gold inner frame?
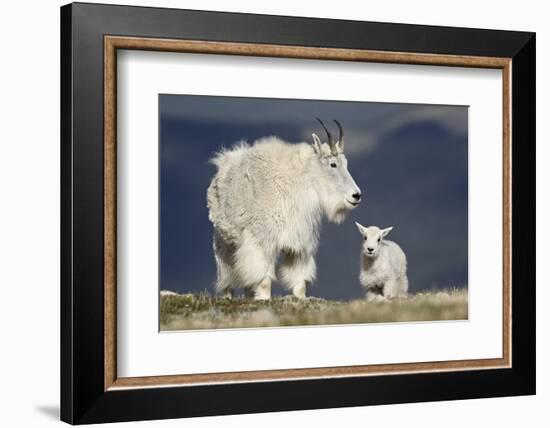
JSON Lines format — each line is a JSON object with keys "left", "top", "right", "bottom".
{"left": 104, "top": 35, "right": 512, "bottom": 391}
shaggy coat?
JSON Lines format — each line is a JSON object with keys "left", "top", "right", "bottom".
{"left": 207, "top": 134, "right": 361, "bottom": 300}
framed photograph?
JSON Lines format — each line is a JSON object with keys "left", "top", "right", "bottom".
{"left": 61, "top": 2, "right": 535, "bottom": 424}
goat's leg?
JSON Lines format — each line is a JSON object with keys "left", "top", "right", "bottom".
{"left": 366, "top": 287, "right": 387, "bottom": 302}
{"left": 278, "top": 251, "right": 316, "bottom": 299}
{"left": 383, "top": 279, "right": 406, "bottom": 299}
{"left": 254, "top": 278, "right": 272, "bottom": 300}
{"left": 213, "top": 231, "right": 235, "bottom": 298}
{"left": 234, "top": 233, "right": 276, "bottom": 300}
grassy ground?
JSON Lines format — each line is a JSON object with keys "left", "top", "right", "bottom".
{"left": 160, "top": 289, "right": 468, "bottom": 331}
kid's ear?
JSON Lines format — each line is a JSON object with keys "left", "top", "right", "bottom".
{"left": 381, "top": 227, "right": 393, "bottom": 238}
{"left": 355, "top": 222, "right": 366, "bottom": 235}
{"left": 311, "top": 133, "right": 322, "bottom": 154}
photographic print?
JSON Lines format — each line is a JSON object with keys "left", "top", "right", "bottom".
{"left": 159, "top": 94, "right": 468, "bottom": 331}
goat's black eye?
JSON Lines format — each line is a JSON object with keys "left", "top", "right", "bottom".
{"left": 364, "top": 236, "right": 367, "bottom": 240}
{"left": 377, "top": 238, "right": 381, "bottom": 242}
{"left": 330, "top": 162, "right": 337, "bottom": 168}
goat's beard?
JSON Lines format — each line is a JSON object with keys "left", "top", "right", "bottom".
{"left": 318, "top": 184, "right": 353, "bottom": 225}
{"left": 325, "top": 200, "right": 350, "bottom": 224}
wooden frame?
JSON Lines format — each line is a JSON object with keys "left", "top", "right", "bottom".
{"left": 62, "top": 2, "right": 535, "bottom": 424}
{"left": 104, "top": 35, "right": 512, "bottom": 390}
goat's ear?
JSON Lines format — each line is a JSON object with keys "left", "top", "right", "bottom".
{"left": 311, "top": 133, "right": 322, "bottom": 154}
{"left": 334, "top": 140, "right": 344, "bottom": 155}
{"left": 355, "top": 222, "right": 366, "bottom": 236}
{"left": 381, "top": 227, "right": 393, "bottom": 238}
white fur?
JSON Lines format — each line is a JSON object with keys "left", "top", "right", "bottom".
{"left": 207, "top": 135, "right": 361, "bottom": 300}
{"left": 355, "top": 223, "right": 409, "bottom": 300}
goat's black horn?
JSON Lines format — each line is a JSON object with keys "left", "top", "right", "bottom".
{"left": 316, "top": 118, "right": 334, "bottom": 145}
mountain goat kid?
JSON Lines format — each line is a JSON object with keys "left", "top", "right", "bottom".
{"left": 355, "top": 223, "right": 408, "bottom": 301}
{"left": 207, "top": 120, "right": 362, "bottom": 300}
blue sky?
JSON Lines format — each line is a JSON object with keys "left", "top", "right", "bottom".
{"left": 159, "top": 94, "right": 468, "bottom": 299}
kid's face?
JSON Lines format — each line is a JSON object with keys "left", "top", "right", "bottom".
{"left": 356, "top": 223, "right": 393, "bottom": 257}
{"left": 362, "top": 227, "right": 383, "bottom": 257}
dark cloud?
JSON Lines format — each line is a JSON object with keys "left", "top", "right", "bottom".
{"left": 160, "top": 94, "right": 468, "bottom": 298}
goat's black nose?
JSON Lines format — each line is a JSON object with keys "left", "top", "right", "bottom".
{"left": 367, "top": 247, "right": 374, "bottom": 252}
{"left": 352, "top": 192, "right": 361, "bottom": 201}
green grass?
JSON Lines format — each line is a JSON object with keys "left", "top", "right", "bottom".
{"left": 159, "top": 289, "right": 468, "bottom": 331}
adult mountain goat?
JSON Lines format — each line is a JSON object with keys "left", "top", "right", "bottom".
{"left": 207, "top": 119, "right": 362, "bottom": 300}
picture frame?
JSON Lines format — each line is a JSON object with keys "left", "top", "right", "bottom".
{"left": 60, "top": 2, "right": 535, "bottom": 424}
